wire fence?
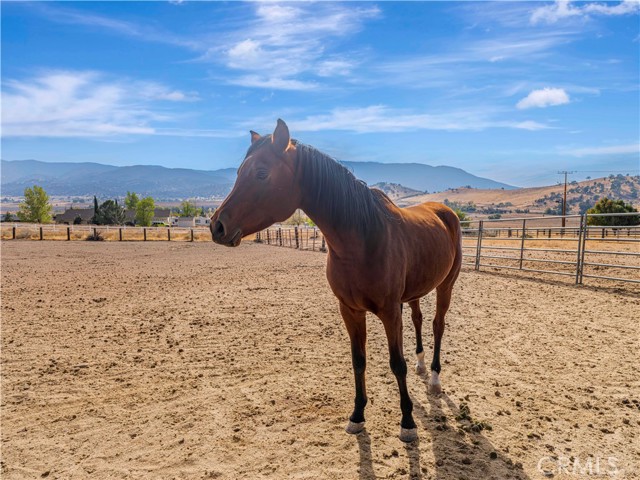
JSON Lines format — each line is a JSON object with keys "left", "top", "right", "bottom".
{"left": 461, "top": 212, "right": 639, "bottom": 285}
{"left": 256, "top": 214, "right": 640, "bottom": 286}
{"left": 255, "top": 226, "right": 327, "bottom": 252}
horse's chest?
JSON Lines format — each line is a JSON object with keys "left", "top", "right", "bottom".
{"left": 325, "top": 257, "right": 400, "bottom": 311}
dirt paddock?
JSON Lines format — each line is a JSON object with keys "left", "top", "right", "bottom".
{"left": 1, "top": 241, "right": 639, "bottom": 479}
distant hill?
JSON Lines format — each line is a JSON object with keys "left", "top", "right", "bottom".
{"left": 1, "top": 160, "right": 236, "bottom": 199}
{"left": 1, "top": 159, "right": 513, "bottom": 199}
{"left": 342, "top": 161, "right": 515, "bottom": 192}
{"left": 399, "top": 175, "right": 640, "bottom": 214}
{"left": 371, "top": 182, "right": 423, "bottom": 201}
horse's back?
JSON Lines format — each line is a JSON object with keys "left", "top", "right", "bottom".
{"left": 403, "top": 202, "right": 461, "bottom": 240}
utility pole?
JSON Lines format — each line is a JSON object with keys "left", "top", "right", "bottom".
{"left": 558, "top": 171, "right": 576, "bottom": 228}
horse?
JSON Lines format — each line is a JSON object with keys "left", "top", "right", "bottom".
{"left": 211, "top": 119, "right": 462, "bottom": 442}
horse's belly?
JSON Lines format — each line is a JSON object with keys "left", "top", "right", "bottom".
{"left": 401, "top": 251, "right": 455, "bottom": 301}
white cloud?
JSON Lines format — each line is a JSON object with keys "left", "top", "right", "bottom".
{"left": 567, "top": 143, "right": 640, "bottom": 156}
{"left": 1, "top": 71, "right": 198, "bottom": 138}
{"left": 281, "top": 105, "right": 552, "bottom": 133}
{"left": 28, "top": 3, "right": 200, "bottom": 49}
{"left": 211, "top": 3, "right": 380, "bottom": 89}
{"left": 229, "top": 75, "right": 318, "bottom": 91}
{"left": 531, "top": 0, "right": 640, "bottom": 25}
{"left": 516, "top": 88, "right": 570, "bottom": 109}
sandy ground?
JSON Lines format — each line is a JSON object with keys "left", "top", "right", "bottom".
{"left": 1, "top": 241, "right": 639, "bottom": 480}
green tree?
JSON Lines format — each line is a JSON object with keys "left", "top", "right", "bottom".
{"left": 94, "top": 199, "right": 126, "bottom": 225}
{"left": 135, "top": 197, "right": 155, "bottom": 226}
{"left": 180, "top": 200, "right": 198, "bottom": 217}
{"left": 3, "top": 212, "right": 13, "bottom": 222}
{"left": 125, "top": 191, "right": 139, "bottom": 210}
{"left": 17, "top": 185, "right": 53, "bottom": 223}
{"left": 587, "top": 197, "right": 639, "bottom": 226}
{"left": 454, "top": 209, "right": 471, "bottom": 227}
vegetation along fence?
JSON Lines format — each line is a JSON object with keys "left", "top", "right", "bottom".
{"left": 258, "top": 213, "right": 639, "bottom": 286}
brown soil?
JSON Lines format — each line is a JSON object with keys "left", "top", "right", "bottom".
{"left": 1, "top": 241, "right": 639, "bottom": 479}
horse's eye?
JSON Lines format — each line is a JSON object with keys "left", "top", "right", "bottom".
{"left": 256, "top": 169, "right": 268, "bottom": 180}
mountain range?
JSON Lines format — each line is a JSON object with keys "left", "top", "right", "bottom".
{"left": 1, "top": 159, "right": 515, "bottom": 199}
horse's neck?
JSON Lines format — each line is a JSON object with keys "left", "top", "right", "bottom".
{"left": 295, "top": 153, "right": 388, "bottom": 254}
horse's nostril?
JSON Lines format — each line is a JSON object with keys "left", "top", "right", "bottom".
{"left": 213, "top": 220, "right": 225, "bottom": 238}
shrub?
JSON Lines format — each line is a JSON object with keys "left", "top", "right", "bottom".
{"left": 86, "top": 230, "right": 105, "bottom": 241}
{"left": 586, "top": 198, "right": 639, "bottom": 226}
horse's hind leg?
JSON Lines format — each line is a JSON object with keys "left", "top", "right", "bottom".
{"left": 339, "top": 302, "right": 368, "bottom": 434}
{"left": 408, "top": 299, "right": 426, "bottom": 375}
{"left": 429, "top": 284, "right": 453, "bottom": 395}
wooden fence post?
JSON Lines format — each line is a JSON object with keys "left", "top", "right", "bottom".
{"left": 320, "top": 235, "right": 326, "bottom": 252}
{"left": 278, "top": 228, "right": 283, "bottom": 246}
{"left": 12, "top": 226, "right": 16, "bottom": 239}
{"left": 575, "top": 214, "right": 585, "bottom": 284}
{"left": 312, "top": 228, "right": 316, "bottom": 251}
{"left": 266, "top": 229, "right": 271, "bottom": 245}
{"left": 119, "top": 228, "right": 123, "bottom": 241}
{"left": 144, "top": 228, "right": 147, "bottom": 241}
{"left": 519, "top": 219, "right": 527, "bottom": 270}
{"left": 93, "top": 227, "right": 97, "bottom": 239}
{"left": 40, "top": 226, "right": 43, "bottom": 241}
{"left": 256, "top": 231, "right": 262, "bottom": 243}
{"left": 190, "top": 229, "right": 194, "bottom": 242}
{"left": 295, "top": 226, "right": 299, "bottom": 248}
{"left": 475, "top": 221, "right": 484, "bottom": 270}
{"left": 167, "top": 228, "right": 171, "bottom": 242}
{"left": 67, "top": 227, "right": 71, "bottom": 241}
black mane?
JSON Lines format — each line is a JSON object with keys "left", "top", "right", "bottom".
{"left": 293, "top": 140, "right": 395, "bottom": 236}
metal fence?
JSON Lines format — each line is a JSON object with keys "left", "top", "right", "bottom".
{"left": 257, "top": 214, "right": 639, "bottom": 286}
{"left": 255, "top": 226, "right": 327, "bottom": 252}
{"left": 4, "top": 213, "right": 638, "bottom": 285}
{"left": 461, "top": 212, "right": 640, "bottom": 285}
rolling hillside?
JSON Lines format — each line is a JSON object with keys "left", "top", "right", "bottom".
{"left": 398, "top": 175, "right": 640, "bottom": 214}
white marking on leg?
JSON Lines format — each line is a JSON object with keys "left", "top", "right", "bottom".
{"left": 429, "top": 371, "right": 442, "bottom": 395}
{"left": 415, "top": 351, "right": 426, "bottom": 374}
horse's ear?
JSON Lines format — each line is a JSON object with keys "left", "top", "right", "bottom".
{"left": 250, "top": 130, "right": 261, "bottom": 144}
{"left": 272, "top": 119, "right": 290, "bottom": 153}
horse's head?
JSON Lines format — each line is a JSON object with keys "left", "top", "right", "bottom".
{"left": 211, "top": 119, "right": 302, "bottom": 246}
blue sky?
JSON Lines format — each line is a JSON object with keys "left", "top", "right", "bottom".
{"left": 1, "top": 1, "right": 639, "bottom": 187}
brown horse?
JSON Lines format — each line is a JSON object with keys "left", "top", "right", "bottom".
{"left": 211, "top": 119, "right": 462, "bottom": 442}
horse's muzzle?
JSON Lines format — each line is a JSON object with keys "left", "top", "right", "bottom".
{"left": 211, "top": 219, "right": 242, "bottom": 247}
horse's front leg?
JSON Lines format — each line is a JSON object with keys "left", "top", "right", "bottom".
{"left": 339, "top": 302, "right": 368, "bottom": 434}
{"left": 380, "top": 303, "right": 417, "bottom": 442}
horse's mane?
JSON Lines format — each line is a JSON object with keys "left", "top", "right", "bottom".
{"left": 293, "top": 139, "right": 397, "bottom": 236}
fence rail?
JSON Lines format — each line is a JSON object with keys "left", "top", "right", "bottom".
{"left": 0, "top": 223, "right": 212, "bottom": 242}
{"left": 4, "top": 213, "right": 639, "bottom": 285}
{"left": 257, "top": 213, "right": 640, "bottom": 286}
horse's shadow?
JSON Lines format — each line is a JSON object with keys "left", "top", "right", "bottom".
{"left": 356, "top": 429, "right": 423, "bottom": 480}
{"left": 356, "top": 379, "right": 532, "bottom": 479}
{"left": 414, "top": 378, "right": 531, "bottom": 480}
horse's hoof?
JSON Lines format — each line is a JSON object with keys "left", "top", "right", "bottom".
{"left": 429, "top": 371, "right": 442, "bottom": 395}
{"left": 415, "top": 363, "right": 427, "bottom": 375}
{"left": 399, "top": 427, "right": 418, "bottom": 443}
{"left": 345, "top": 421, "right": 365, "bottom": 434}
